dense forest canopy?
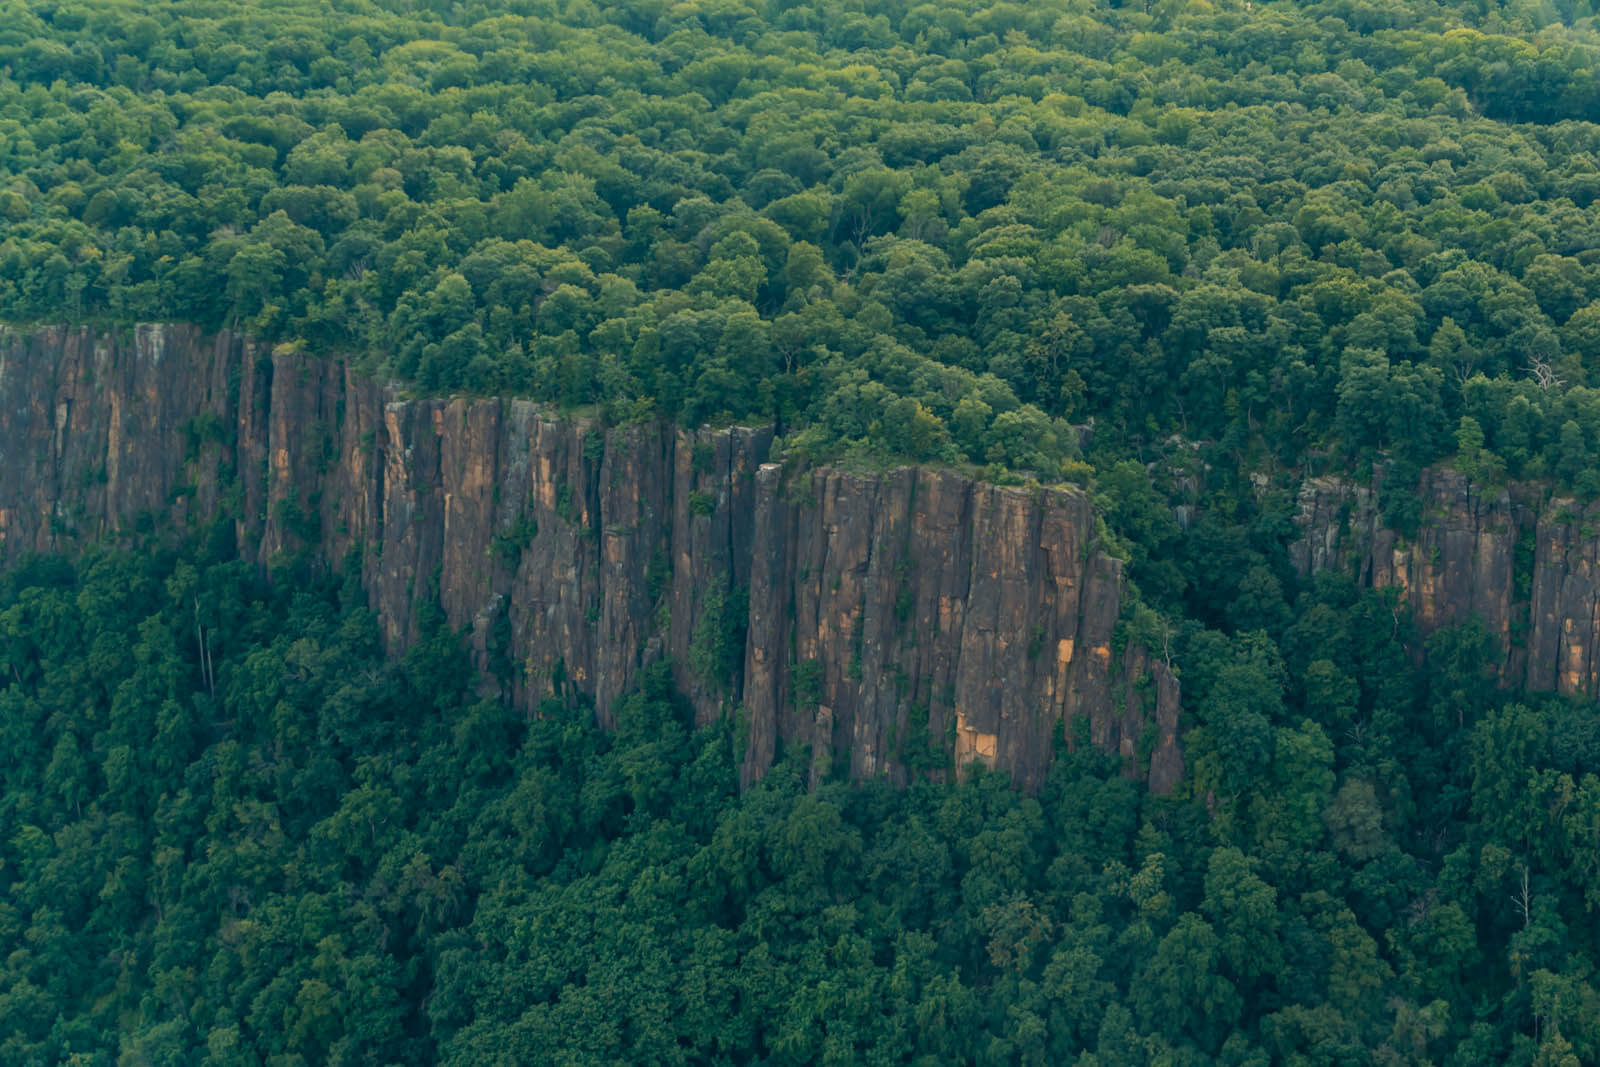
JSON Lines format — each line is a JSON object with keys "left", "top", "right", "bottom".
{"left": 8, "top": 0, "right": 1600, "bottom": 1064}
{"left": 2, "top": 537, "right": 1599, "bottom": 1065}
{"left": 3, "top": 0, "right": 1600, "bottom": 498}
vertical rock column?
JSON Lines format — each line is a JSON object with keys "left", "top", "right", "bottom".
{"left": 0, "top": 323, "right": 240, "bottom": 554}
{"left": 667, "top": 426, "right": 774, "bottom": 724}
{"left": 741, "top": 464, "right": 1180, "bottom": 793}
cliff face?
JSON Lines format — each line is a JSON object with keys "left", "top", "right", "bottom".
{"left": 740, "top": 465, "right": 1181, "bottom": 791}
{"left": 0, "top": 323, "right": 1181, "bottom": 792}
{"left": 1293, "top": 467, "right": 1600, "bottom": 697}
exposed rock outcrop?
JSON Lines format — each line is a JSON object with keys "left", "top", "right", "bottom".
{"left": 1292, "top": 467, "right": 1600, "bottom": 697}
{"left": 0, "top": 323, "right": 1181, "bottom": 791}
{"left": 740, "top": 465, "right": 1182, "bottom": 791}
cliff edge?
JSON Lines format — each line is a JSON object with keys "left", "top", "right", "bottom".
{"left": 0, "top": 323, "right": 1182, "bottom": 793}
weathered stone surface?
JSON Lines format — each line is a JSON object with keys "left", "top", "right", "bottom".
{"left": 0, "top": 322, "right": 236, "bottom": 552}
{"left": 668, "top": 425, "right": 775, "bottom": 724}
{"left": 0, "top": 324, "right": 1182, "bottom": 791}
{"left": 739, "top": 465, "right": 1175, "bottom": 792}
{"left": 1290, "top": 467, "right": 1600, "bottom": 697}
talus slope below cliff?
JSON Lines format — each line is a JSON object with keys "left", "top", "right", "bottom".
{"left": 0, "top": 323, "right": 1181, "bottom": 792}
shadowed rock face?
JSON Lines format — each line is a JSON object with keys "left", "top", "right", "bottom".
{"left": 1293, "top": 468, "right": 1600, "bottom": 698}
{"left": 0, "top": 323, "right": 1181, "bottom": 792}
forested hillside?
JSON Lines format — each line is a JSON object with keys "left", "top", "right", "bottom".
{"left": 7, "top": 0, "right": 1600, "bottom": 1063}
{"left": 3, "top": 0, "right": 1600, "bottom": 500}
{"left": 1, "top": 537, "right": 1598, "bottom": 1064}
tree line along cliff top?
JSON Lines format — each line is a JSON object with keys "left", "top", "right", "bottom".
{"left": 2, "top": 0, "right": 1600, "bottom": 502}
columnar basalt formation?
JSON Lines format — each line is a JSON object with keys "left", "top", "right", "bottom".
{"left": 0, "top": 323, "right": 1181, "bottom": 791}
{"left": 1293, "top": 468, "right": 1600, "bottom": 697}
{"left": 740, "top": 465, "right": 1181, "bottom": 792}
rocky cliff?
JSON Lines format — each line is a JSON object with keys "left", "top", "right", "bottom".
{"left": 0, "top": 323, "right": 1182, "bottom": 792}
{"left": 1292, "top": 467, "right": 1600, "bottom": 698}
